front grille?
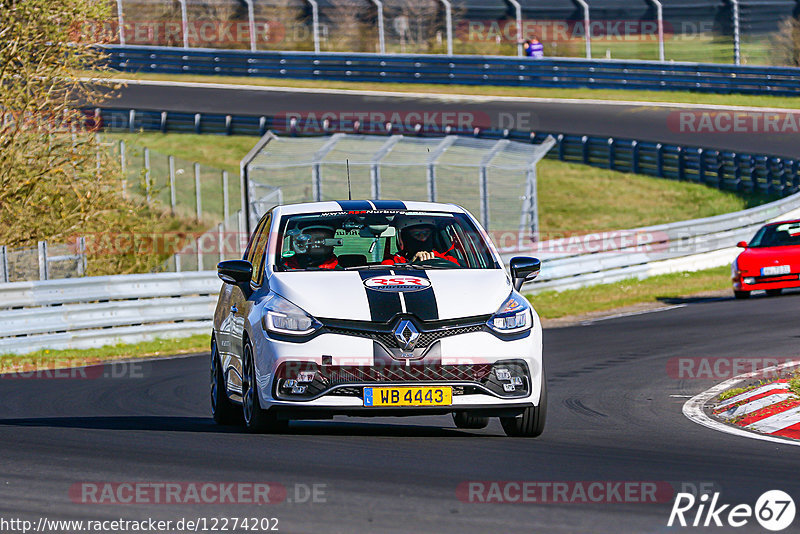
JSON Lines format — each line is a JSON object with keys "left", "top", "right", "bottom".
{"left": 752, "top": 273, "right": 799, "bottom": 283}
{"left": 326, "top": 363, "right": 493, "bottom": 385}
{"left": 325, "top": 322, "right": 486, "bottom": 350}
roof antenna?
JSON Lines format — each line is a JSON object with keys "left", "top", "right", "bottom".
{"left": 346, "top": 159, "right": 352, "bottom": 201}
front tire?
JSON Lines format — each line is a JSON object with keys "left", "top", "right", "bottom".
{"left": 242, "top": 340, "right": 288, "bottom": 434}
{"left": 453, "top": 411, "right": 490, "bottom": 429}
{"left": 500, "top": 373, "right": 547, "bottom": 438}
{"left": 734, "top": 290, "right": 751, "bottom": 300}
{"left": 211, "top": 338, "right": 241, "bottom": 425}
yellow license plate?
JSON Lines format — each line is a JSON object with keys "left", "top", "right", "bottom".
{"left": 363, "top": 386, "right": 452, "bottom": 407}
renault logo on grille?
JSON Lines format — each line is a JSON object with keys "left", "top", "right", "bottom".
{"left": 394, "top": 320, "right": 420, "bottom": 352}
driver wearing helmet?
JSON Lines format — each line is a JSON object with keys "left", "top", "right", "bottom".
{"left": 284, "top": 225, "right": 341, "bottom": 270}
{"left": 382, "top": 221, "right": 459, "bottom": 265}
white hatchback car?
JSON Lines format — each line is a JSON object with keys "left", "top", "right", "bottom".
{"left": 211, "top": 200, "right": 545, "bottom": 437}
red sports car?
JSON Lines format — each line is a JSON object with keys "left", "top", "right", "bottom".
{"left": 732, "top": 219, "right": 800, "bottom": 299}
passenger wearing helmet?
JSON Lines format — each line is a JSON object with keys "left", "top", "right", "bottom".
{"left": 382, "top": 221, "right": 459, "bottom": 265}
{"left": 284, "top": 225, "right": 341, "bottom": 270}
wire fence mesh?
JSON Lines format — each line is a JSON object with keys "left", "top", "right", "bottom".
{"left": 105, "top": 0, "right": 800, "bottom": 65}
{"left": 245, "top": 133, "right": 555, "bottom": 248}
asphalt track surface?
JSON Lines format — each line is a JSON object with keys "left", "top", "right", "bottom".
{"left": 2, "top": 292, "right": 799, "bottom": 533}
{"left": 108, "top": 81, "right": 800, "bottom": 159}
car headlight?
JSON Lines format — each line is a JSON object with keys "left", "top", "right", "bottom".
{"left": 487, "top": 292, "right": 533, "bottom": 334}
{"left": 262, "top": 293, "right": 320, "bottom": 336}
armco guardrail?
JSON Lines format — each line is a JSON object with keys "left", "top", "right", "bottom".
{"left": 3, "top": 188, "right": 800, "bottom": 354}
{"left": 93, "top": 107, "right": 800, "bottom": 198}
{"left": 510, "top": 191, "right": 800, "bottom": 293}
{"left": 103, "top": 45, "right": 800, "bottom": 96}
{"left": 0, "top": 272, "right": 219, "bottom": 354}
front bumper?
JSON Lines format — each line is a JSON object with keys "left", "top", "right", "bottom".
{"left": 252, "top": 324, "right": 543, "bottom": 414}
{"left": 733, "top": 272, "right": 800, "bottom": 291}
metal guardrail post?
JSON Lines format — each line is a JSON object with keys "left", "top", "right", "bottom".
{"left": 194, "top": 113, "right": 201, "bottom": 134}
{"left": 507, "top": 0, "right": 523, "bottom": 57}
{"left": 440, "top": 0, "right": 454, "bottom": 56}
{"left": 222, "top": 171, "right": 230, "bottom": 223}
{"left": 656, "top": 143, "right": 664, "bottom": 176}
{"left": 307, "top": 0, "right": 321, "bottom": 54}
{"left": 608, "top": 138, "right": 616, "bottom": 171}
{"left": 218, "top": 223, "right": 225, "bottom": 263}
{"left": 38, "top": 241, "right": 49, "bottom": 281}
{"left": 178, "top": 0, "right": 189, "bottom": 48}
{"left": 119, "top": 140, "right": 127, "bottom": 198}
{"left": 160, "top": 111, "right": 168, "bottom": 133}
{"left": 194, "top": 162, "right": 202, "bottom": 222}
{"left": 648, "top": 0, "right": 665, "bottom": 62}
{"left": 77, "top": 237, "right": 87, "bottom": 277}
{"left": 581, "top": 136, "right": 590, "bottom": 164}
{"left": 557, "top": 134, "right": 565, "bottom": 161}
{"left": 243, "top": 0, "right": 257, "bottom": 52}
{"left": 169, "top": 155, "right": 177, "bottom": 215}
{"left": 677, "top": 146, "right": 685, "bottom": 180}
{"left": 426, "top": 136, "right": 457, "bottom": 202}
{"left": 128, "top": 109, "right": 135, "bottom": 133}
{"left": 371, "top": 0, "right": 386, "bottom": 55}
{"left": 144, "top": 148, "right": 152, "bottom": 203}
{"left": 115, "top": 0, "right": 126, "bottom": 46}
{"left": 196, "top": 236, "right": 204, "bottom": 272}
{"left": 0, "top": 245, "right": 8, "bottom": 283}
{"left": 575, "top": 0, "right": 592, "bottom": 59}
{"left": 731, "top": 0, "right": 741, "bottom": 65}
{"left": 631, "top": 140, "right": 640, "bottom": 174}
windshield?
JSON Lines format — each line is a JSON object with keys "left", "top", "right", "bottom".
{"left": 274, "top": 210, "right": 499, "bottom": 271}
{"left": 748, "top": 222, "right": 800, "bottom": 248}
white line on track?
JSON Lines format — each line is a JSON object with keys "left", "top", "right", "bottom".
{"left": 682, "top": 359, "right": 800, "bottom": 447}
{"left": 90, "top": 77, "right": 799, "bottom": 113}
{"left": 579, "top": 304, "right": 686, "bottom": 326}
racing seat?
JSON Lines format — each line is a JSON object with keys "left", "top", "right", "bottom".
{"left": 337, "top": 254, "right": 368, "bottom": 268}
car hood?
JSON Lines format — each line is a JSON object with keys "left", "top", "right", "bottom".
{"left": 268, "top": 269, "right": 513, "bottom": 322}
{"left": 737, "top": 246, "right": 800, "bottom": 273}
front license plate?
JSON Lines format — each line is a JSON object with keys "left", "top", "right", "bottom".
{"left": 363, "top": 386, "right": 452, "bottom": 407}
{"left": 762, "top": 265, "right": 791, "bottom": 276}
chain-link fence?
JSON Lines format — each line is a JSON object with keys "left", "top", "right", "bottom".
{"left": 244, "top": 133, "right": 555, "bottom": 250}
{"left": 103, "top": 0, "right": 800, "bottom": 65}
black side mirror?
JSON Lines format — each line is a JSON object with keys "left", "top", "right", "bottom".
{"left": 510, "top": 257, "right": 541, "bottom": 291}
{"left": 218, "top": 260, "right": 253, "bottom": 286}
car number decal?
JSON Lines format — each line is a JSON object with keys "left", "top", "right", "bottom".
{"left": 363, "top": 275, "right": 432, "bottom": 293}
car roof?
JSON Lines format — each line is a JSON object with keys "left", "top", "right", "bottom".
{"left": 274, "top": 200, "right": 466, "bottom": 217}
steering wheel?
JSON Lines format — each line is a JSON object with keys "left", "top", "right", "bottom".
{"left": 411, "top": 257, "right": 462, "bottom": 268}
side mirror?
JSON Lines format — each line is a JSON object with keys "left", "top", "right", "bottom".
{"left": 737, "top": 241, "right": 748, "bottom": 249}
{"left": 510, "top": 257, "right": 541, "bottom": 291}
{"left": 218, "top": 260, "right": 253, "bottom": 286}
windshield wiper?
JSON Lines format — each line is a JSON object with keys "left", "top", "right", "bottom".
{"left": 344, "top": 264, "right": 398, "bottom": 271}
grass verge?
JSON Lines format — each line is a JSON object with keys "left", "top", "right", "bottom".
{"left": 529, "top": 266, "right": 731, "bottom": 320}
{"left": 0, "top": 334, "right": 211, "bottom": 374}
{"left": 107, "top": 71, "right": 800, "bottom": 110}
